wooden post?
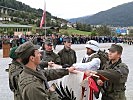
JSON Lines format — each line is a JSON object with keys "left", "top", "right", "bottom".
{"left": 2, "top": 43, "right": 10, "bottom": 58}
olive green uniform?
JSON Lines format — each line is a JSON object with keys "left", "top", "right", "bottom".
{"left": 8, "top": 60, "right": 23, "bottom": 100}
{"left": 58, "top": 47, "right": 77, "bottom": 66}
{"left": 40, "top": 50, "right": 61, "bottom": 69}
{"left": 97, "top": 59, "right": 129, "bottom": 100}
{"left": 18, "top": 66, "right": 69, "bottom": 100}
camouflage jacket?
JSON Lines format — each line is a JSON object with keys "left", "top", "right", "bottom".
{"left": 41, "top": 50, "right": 61, "bottom": 65}
{"left": 97, "top": 59, "right": 129, "bottom": 100}
{"left": 58, "top": 47, "right": 77, "bottom": 66}
{"left": 18, "top": 66, "right": 69, "bottom": 100}
{"left": 8, "top": 60, "right": 23, "bottom": 100}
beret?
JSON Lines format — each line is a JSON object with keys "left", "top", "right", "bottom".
{"left": 9, "top": 46, "right": 18, "bottom": 59}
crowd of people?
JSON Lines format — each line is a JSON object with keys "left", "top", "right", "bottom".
{"left": 0, "top": 34, "right": 133, "bottom": 49}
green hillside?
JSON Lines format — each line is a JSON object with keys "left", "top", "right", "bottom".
{"left": 0, "top": 0, "right": 67, "bottom": 27}
{"left": 60, "top": 29, "right": 92, "bottom": 35}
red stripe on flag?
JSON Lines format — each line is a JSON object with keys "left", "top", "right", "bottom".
{"left": 40, "top": 2, "right": 46, "bottom": 28}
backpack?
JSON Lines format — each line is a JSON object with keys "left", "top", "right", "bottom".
{"left": 83, "top": 50, "right": 109, "bottom": 70}
{"left": 8, "top": 63, "right": 23, "bottom": 98}
{"left": 97, "top": 50, "right": 109, "bottom": 70}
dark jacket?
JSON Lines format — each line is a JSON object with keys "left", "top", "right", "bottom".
{"left": 42, "top": 50, "right": 61, "bottom": 64}
{"left": 97, "top": 59, "right": 129, "bottom": 100}
{"left": 8, "top": 60, "right": 23, "bottom": 100}
{"left": 58, "top": 47, "right": 77, "bottom": 66}
{"left": 18, "top": 66, "right": 69, "bottom": 100}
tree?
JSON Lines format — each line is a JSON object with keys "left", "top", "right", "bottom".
{"left": 76, "top": 22, "right": 92, "bottom": 32}
{"left": 0, "top": 0, "right": 68, "bottom": 27}
{"left": 47, "top": 29, "right": 52, "bottom": 35}
{"left": 31, "top": 25, "right": 37, "bottom": 34}
{"left": 0, "top": 29, "right": 4, "bottom": 34}
{"left": 95, "top": 25, "right": 111, "bottom": 36}
{"left": 91, "top": 30, "right": 97, "bottom": 36}
{"left": 128, "top": 29, "right": 133, "bottom": 36}
{"left": 62, "top": 24, "right": 67, "bottom": 29}
{"left": 7, "top": 29, "right": 14, "bottom": 35}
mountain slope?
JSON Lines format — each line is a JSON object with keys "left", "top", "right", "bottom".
{"left": 69, "top": 2, "right": 133, "bottom": 26}
{"left": 0, "top": 0, "right": 67, "bottom": 27}
{"left": 68, "top": 15, "right": 91, "bottom": 23}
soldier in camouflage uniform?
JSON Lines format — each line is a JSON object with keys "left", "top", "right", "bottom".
{"left": 15, "top": 41, "right": 76, "bottom": 100}
{"left": 40, "top": 39, "right": 61, "bottom": 69}
{"left": 8, "top": 46, "right": 23, "bottom": 100}
{"left": 86, "top": 44, "right": 129, "bottom": 100}
{"left": 58, "top": 37, "right": 77, "bottom": 67}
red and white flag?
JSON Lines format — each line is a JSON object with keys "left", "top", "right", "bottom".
{"left": 40, "top": 1, "right": 46, "bottom": 28}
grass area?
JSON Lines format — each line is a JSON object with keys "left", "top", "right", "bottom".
{"left": 60, "top": 28, "right": 92, "bottom": 35}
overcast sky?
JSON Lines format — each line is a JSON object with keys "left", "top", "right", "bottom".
{"left": 17, "top": 0, "right": 133, "bottom": 19}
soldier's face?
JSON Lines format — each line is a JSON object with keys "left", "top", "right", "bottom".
{"left": 45, "top": 44, "right": 52, "bottom": 51}
{"left": 108, "top": 50, "right": 121, "bottom": 60}
{"left": 33, "top": 50, "right": 42, "bottom": 65}
{"left": 64, "top": 42, "right": 71, "bottom": 48}
{"left": 86, "top": 48, "right": 93, "bottom": 55}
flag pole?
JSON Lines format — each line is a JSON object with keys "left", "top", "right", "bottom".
{"left": 45, "top": 19, "right": 46, "bottom": 38}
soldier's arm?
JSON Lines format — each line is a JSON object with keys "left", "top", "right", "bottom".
{"left": 57, "top": 51, "right": 61, "bottom": 57}
{"left": 55, "top": 54, "right": 61, "bottom": 65}
{"left": 73, "top": 58, "right": 100, "bottom": 71}
{"left": 97, "top": 64, "right": 129, "bottom": 83}
{"left": 74, "top": 51, "right": 77, "bottom": 63}
{"left": 42, "top": 68, "right": 69, "bottom": 81}
{"left": 97, "top": 69, "right": 120, "bottom": 82}
{"left": 39, "top": 61, "right": 48, "bottom": 69}
{"left": 58, "top": 50, "right": 64, "bottom": 65}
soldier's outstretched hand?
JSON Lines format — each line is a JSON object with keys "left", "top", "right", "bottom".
{"left": 97, "top": 79, "right": 104, "bottom": 86}
{"left": 66, "top": 67, "right": 77, "bottom": 74}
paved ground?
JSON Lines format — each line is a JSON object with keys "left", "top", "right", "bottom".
{"left": 0, "top": 43, "right": 133, "bottom": 100}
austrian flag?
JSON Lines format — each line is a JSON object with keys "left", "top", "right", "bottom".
{"left": 40, "top": 2, "right": 46, "bottom": 28}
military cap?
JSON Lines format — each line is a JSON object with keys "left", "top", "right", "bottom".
{"left": 45, "top": 39, "right": 53, "bottom": 45}
{"left": 108, "top": 44, "right": 123, "bottom": 53}
{"left": 9, "top": 46, "right": 19, "bottom": 59}
{"left": 63, "top": 37, "right": 72, "bottom": 43}
{"left": 15, "top": 41, "right": 40, "bottom": 58}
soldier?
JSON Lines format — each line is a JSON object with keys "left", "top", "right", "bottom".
{"left": 15, "top": 41, "right": 76, "bottom": 100}
{"left": 86, "top": 44, "right": 129, "bottom": 100}
{"left": 58, "top": 37, "right": 77, "bottom": 67}
{"left": 40, "top": 39, "right": 61, "bottom": 69}
{"left": 73, "top": 40, "right": 101, "bottom": 71}
{"left": 8, "top": 46, "right": 23, "bottom": 100}
{"left": 72, "top": 40, "right": 101, "bottom": 99}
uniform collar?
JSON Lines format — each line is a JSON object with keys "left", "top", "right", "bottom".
{"left": 12, "top": 60, "right": 23, "bottom": 67}
{"left": 23, "top": 66, "right": 47, "bottom": 81}
{"left": 63, "top": 47, "right": 71, "bottom": 52}
{"left": 45, "top": 50, "right": 53, "bottom": 55}
{"left": 85, "top": 52, "right": 98, "bottom": 58}
{"left": 108, "top": 58, "right": 122, "bottom": 69}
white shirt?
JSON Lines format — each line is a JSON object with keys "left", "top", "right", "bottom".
{"left": 73, "top": 53, "right": 101, "bottom": 71}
